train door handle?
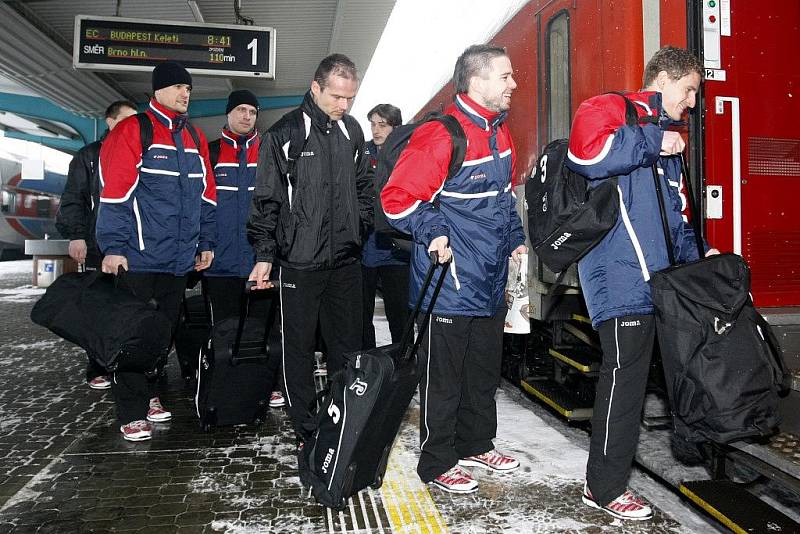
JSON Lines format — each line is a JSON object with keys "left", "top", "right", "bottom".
{"left": 714, "top": 96, "right": 742, "bottom": 255}
{"left": 706, "top": 186, "right": 723, "bottom": 219}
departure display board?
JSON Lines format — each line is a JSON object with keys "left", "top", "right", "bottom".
{"left": 73, "top": 16, "right": 275, "bottom": 78}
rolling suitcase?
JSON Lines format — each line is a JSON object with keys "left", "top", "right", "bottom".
{"left": 175, "top": 281, "right": 211, "bottom": 382}
{"left": 195, "top": 285, "right": 281, "bottom": 429}
{"left": 299, "top": 252, "right": 447, "bottom": 509}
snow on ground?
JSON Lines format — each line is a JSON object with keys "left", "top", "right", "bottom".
{"left": 0, "top": 260, "right": 31, "bottom": 277}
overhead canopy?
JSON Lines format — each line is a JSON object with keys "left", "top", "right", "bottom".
{"left": 0, "top": 0, "right": 396, "bottom": 140}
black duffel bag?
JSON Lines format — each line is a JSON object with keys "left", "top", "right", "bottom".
{"left": 650, "top": 253, "right": 790, "bottom": 443}
{"left": 649, "top": 156, "right": 789, "bottom": 444}
{"left": 30, "top": 270, "right": 172, "bottom": 376}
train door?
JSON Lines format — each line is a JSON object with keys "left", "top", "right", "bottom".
{"left": 702, "top": 0, "right": 800, "bottom": 307}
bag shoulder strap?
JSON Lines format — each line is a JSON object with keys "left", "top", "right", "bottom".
{"left": 433, "top": 114, "right": 467, "bottom": 178}
{"left": 286, "top": 111, "right": 309, "bottom": 186}
{"left": 185, "top": 122, "right": 202, "bottom": 151}
{"left": 136, "top": 113, "right": 153, "bottom": 156}
{"left": 207, "top": 139, "right": 221, "bottom": 169}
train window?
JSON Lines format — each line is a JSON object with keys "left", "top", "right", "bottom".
{"left": 546, "top": 11, "right": 571, "bottom": 141}
{"left": 36, "top": 197, "right": 50, "bottom": 218}
{"left": 0, "top": 191, "right": 13, "bottom": 214}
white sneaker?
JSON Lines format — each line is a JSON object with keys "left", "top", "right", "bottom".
{"left": 582, "top": 484, "right": 653, "bottom": 520}
{"left": 146, "top": 397, "right": 172, "bottom": 423}
{"left": 120, "top": 420, "right": 152, "bottom": 442}
{"left": 459, "top": 448, "right": 520, "bottom": 472}
{"left": 269, "top": 391, "right": 286, "bottom": 408}
{"left": 430, "top": 466, "right": 479, "bottom": 494}
{"left": 88, "top": 375, "right": 111, "bottom": 390}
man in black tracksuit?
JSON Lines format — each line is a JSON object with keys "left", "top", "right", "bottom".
{"left": 55, "top": 100, "right": 137, "bottom": 389}
{"left": 248, "top": 54, "right": 373, "bottom": 438}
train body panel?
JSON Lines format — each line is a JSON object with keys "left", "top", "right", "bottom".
{"left": 414, "top": 0, "right": 800, "bottom": 310}
{"left": 413, "top": 0, "right": 800, "bottom": 528}
{"left": 0, "top": 157, "right": 63, "bottom": 251}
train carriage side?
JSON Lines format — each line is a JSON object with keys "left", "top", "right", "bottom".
{"left": 414, "top": 0, "right": 800, "bottom": 528}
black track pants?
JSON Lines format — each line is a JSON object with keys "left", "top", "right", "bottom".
{"left": 586, "top": 314, "right": 655, "bottom": 506}
{"left": 416, "top": 311, "right": 504, "bottom": 482}
{"left": 279, "top": 262, "right": 362, "bottom": 436}
{"left": 361, "top": 264, "right": 409, "bottom": 348}
{"left": 111, "top": 273, "right": 186, "bottom": 425}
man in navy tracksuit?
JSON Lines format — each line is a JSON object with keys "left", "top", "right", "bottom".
{"left": 97, "top": 62, "right": 217, "bottom": 442}
{"left": 566, "top": 47, "right": 718, "bottom": 520}
{"left": 382, "top": 45, "right": 526, "bottom": 494}
{"left": 205, "top": 89, "right": 284, "bottom": 408}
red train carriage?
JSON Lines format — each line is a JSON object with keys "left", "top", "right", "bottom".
{"left": 415, "top": 0, "right": 800, "bottom": 529}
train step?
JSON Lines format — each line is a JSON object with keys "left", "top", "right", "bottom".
{"left": 560, "top": 321, "right": 600, "bottom": 350}
{"left": 548, "top": 347, "right": 600, "bottom": 374}
{"left": 520, "top": 378, "right": 593, "bottom": 421}
{"left": 729, "top": 432, "right": 800, "bottom": 484}
{"left": 680, "top": 480, "right": 800, "bottom": 533}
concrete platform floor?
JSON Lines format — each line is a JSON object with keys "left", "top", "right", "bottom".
{"left": 0, "top": 262, "right": 718, "bottom": 533}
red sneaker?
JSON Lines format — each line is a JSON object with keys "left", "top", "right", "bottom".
{"left": 459, "top": 449, "right": 520, "bottom": 472}
{"left": 269, "top": 391, "right": 286, "bottom": 408}
{"left": 146, "top": 397, "right": 172, "bottom": 423}
{"left": 582, "top": 484, "right": 653, "bottom": 520}
{"left": 88, "top": 375, "right": 111, "bottom": 390}
{"left": 120, "top": 420, "right": 152, "bottom": 442}
{"left": 430, "top": 466, "right": 479, "bottom": 494}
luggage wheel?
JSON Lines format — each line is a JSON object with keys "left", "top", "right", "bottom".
{"left": 370, "top": 475, "right": 384, "bottom": 489}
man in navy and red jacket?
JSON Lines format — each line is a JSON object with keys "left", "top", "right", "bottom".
{"left": 381, "top": 45, "right": 526, "bottom": 494}
{"left": 566, "top": 46, "right": 718, "bottom": 520}
{"left": 205, "top": 89, "right": 260, "bottom": 301}
{"left": 205, "top": 89, "right": 284, "bottom": 409}
{"left": 97, "top": 61, "right": 217, "bottom": 442}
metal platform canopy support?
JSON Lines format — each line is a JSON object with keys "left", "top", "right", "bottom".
{"left": 0, "top": 93, "right": 99, "bottom": 150}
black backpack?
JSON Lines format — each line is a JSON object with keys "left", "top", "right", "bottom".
{"left": 373, "top": 113, "right": 467, "bottom": 250}
{"left": 525, "top": 93, "right": 646, "bottom": 274}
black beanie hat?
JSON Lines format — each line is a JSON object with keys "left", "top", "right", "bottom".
{"left": 226, "top": 89, "right": 260, "bottom": 115}
{"left": 152, "top": 61, "right": 192, "bottom": 93}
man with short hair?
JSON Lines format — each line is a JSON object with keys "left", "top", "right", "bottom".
{"left": 205, "top": 89, "right": 284, "bottom": 408}
{"left": 381, "top": 45, "right": 526, "bottom": 494}
{"left": 56, "top": 99, "right": 137, "bottom": 390}
{"left": 566, "top": 46, "right": 718, "bottom": 520}
{"left": 362, "top": 103, "right": 408, "bottom": 348}
{"left": 97, "top": 61, "right": 217, "bottom": 442}
{"left": 248, "top": 54, "right": 373, "bottom": 438}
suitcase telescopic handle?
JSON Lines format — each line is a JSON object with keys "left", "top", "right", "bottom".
{"left": 230, "top": 282, "right": 278, "bottom": 365}
{"left": 396, "top": 251, "right": 449, "bottom": 364}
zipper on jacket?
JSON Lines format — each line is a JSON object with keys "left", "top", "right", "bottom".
{"left": 327, "top": 120, "right": 334, "bottom": 267}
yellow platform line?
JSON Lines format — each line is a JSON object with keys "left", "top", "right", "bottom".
{"left": 379, "top": 441, "right": 449, "bottom": 533}
{"left": 680, "top": 485, "right": 747, "bottom": 534}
